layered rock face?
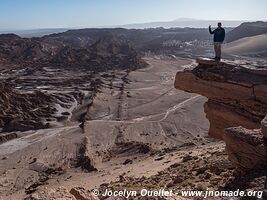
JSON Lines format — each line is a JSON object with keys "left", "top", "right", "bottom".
{"left": 174, "top": 58, "right": 267, "bottom": 139}
{"left": 175, "top": 58, "right": 267, "bottom": 169}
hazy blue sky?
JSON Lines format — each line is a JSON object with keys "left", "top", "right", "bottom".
{"left": 0, "top": 0, "right": 266, "bottom": 30}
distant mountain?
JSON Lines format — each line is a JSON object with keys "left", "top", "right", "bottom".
{"left": 226, "top": 21, "right": 267, "bottom": 42}
{"left": 0, "top": 19, "right": 246, "bottom": 37}
{"left": 0, "top": 28, "right": 68, "bottom": 38}
{"left": 118, "top": 19, "right": 245, "bottom": 29}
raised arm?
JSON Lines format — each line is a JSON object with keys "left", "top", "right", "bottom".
{"left": 209, "top": 25, "right": 214, "bottom": 34}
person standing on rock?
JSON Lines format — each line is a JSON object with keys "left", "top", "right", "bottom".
{"left": 209, "top": 22, "right": 225, "bottom": 61}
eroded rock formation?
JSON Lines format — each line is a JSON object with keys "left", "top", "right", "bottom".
{"left": 0, "top": 33, "right": 147, "bottom": 71}
{"left": 175, "top": 58, "right": 267, "bottom": 169}
{"left": 0, "top": 82, "right": 54, "bottom": 133}
{"left": 175, "top": 58, "right": 267, "bottom": 139}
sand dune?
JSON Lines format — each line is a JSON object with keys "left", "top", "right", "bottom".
{"left": 224, "top": 34, "right": 267, "bottom": 55}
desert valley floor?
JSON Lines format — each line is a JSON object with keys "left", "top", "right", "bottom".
{"left": 1, "top": 56, "right": 266, "bottom": 200}
{"left": 0, "top": 56, "right": 218, "bottom": 199}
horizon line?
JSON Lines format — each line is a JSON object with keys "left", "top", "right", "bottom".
{"left": 0, "top": 18, "right": 266, "bottom": 32}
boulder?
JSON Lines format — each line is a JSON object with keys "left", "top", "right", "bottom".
{"left": 223, "top": 126, "right": 267, "bottom": 169}
{"left": 70, "top": 187, "right": 99, "bottom": 200}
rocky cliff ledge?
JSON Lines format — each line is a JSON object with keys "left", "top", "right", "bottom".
{"left": 175, "top": 58, "right": 267, "bottom": 169}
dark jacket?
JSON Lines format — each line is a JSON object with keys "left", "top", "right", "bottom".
{"left": 209, "top": 27, "right": 225, "bottom": 43}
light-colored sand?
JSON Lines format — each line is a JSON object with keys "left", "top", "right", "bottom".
{"left": 0, "top": 126, "right": 84, "bottom": 199}
{"left": 84, "top": 57, "right": 209, "bottom": 164}
{"left": 224, "top": 34, "right": 267, "bottom": 55}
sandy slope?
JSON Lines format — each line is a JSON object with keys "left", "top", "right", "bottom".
{"left": 0, "top": 125, "right": 84, "bottom": 199}
{"left": 224, "top": 34, "right": 267, "bottom": 55}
